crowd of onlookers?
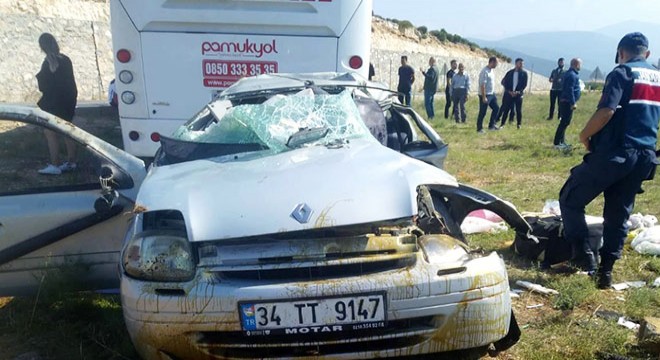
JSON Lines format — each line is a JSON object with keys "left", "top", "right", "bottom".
{"left": 393, "top": 54, "right": 585, "bottom": 146}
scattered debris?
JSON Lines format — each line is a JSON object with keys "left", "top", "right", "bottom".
{"left": 638, "top": 317, "right": 660, "bottom": 354}
{"left": 526, "top": 304, "right": 544, "bottom": 309}
{"left": 595, "top": 309, "right": 640, "bottom": 331}
{"left": 596, "top": 309, "right": 622, "bottom": 322}
{"left": 515, "top": 280, "right": 559, "bottom": 295}
{"left": 625, "top": 281, "right": 646, "bottom": 288}
{"left": 510, "top": 292, "right": 520, "bottom": 299}
{"left": 611, "top": 281, "right": 646, "bottom": 291}
{"left": 612, "top": 283, "right": 627, "bottom": 291}
{"left": 617, "top": 317, "right": 640, "bottom": 331}
{"left": 652, "top": 277, "right": 660, "bottom": 288}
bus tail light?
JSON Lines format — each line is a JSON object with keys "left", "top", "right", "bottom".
{"left": 121, "top": 91, "right": 136, "bottom": 104}
{"left": 118, "top": 70, "right": 133, "bottom": 84}
{"left": 117, "top": 49, "right": 131, "bottom": 63}
{"left": 349, "top": 56, "right": 363, "bottom": 69}
{"left": 150, "top": 133, "right": 161, "bottom": 142}
{"left": 129, "top": 131, "right": 140, "bottom": 141}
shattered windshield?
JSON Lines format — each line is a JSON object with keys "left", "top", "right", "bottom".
{"left": 164, "top": 89, "right": 374, "bottom": 163}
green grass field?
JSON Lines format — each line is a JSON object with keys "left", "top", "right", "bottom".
{"left": 0, "top": 91, "right": 658, "bottom": 360}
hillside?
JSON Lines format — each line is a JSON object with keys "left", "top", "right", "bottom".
{"left": 371, "top": 17, "right": 551, "bottom": 94}
{"left": 0, "top": 0, "right": 550, "bottom": 103}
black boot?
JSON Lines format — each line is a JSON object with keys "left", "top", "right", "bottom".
{"left": 570, "top": 243, "right": 597, "bottom": 274}
{"left": 597, "top": 257, "right": 615, "bottom": 289}
{"left": 596, "top": 271, "right": 612, "bottom": 289}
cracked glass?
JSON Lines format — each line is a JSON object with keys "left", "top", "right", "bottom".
{"left": 171, "top": 89, "right": 374, "bottom": 155}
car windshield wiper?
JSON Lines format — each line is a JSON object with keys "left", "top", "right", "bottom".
{"left": 286, "top": 126, "right": 329, "bottom": 148}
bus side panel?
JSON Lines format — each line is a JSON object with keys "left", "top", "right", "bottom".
{"left": 120, "top": 0, "right": 355, "bottom": 37}
{"left": 140, "top": 33, "right": 337, "bottom": 120}
{"left": 337, "top": 0, "right": 372, "bottom": 77}
{"left": 110, "top": 0, "right": 149, "bottom": 121}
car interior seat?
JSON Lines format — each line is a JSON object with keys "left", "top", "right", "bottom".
{"left": 386, "top": 111, "right": 413, "bottom": 151}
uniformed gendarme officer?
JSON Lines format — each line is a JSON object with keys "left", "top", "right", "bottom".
{"left": 558, "top": 32, "right": 660, "bottom": 289}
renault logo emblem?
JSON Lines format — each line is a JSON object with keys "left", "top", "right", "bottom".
{"left": 291, "top": 203, "right": 313, "bottom": 224}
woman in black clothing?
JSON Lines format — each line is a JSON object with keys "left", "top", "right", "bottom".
{"left": 36, "top": 32, "right": 78, "bottom": 175}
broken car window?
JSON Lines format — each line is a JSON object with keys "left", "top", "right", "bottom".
{"left": 167, "top": 89, "right": 374, "bottom": 162}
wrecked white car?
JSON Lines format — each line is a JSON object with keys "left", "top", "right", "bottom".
{"left": 120, "top": 73, "right": 529, "bottom": 359}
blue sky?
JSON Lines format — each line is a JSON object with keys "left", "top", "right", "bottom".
{"left": 373, "top": 0, "right": 660, "bottom": 40}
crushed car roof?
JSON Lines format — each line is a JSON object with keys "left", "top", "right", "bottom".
{"left": 219, "top": 72, "right": 393, "bottom": 100}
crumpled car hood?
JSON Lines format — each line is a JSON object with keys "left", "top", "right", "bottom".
{"left": 136, "top": 139, "right": 457, "bottom": 241}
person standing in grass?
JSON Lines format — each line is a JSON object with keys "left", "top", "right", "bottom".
{"left": 499, "top": 58, "right": 528, "bottom": 129}
{"left": 444, "top": 59, "right": 457, "bottom": 119}
{"left": 476, "top": 56, "right": 500, "bottom": 133}
{"left": 420, "top": 57, "right": 439, "bottom": 119}
{"left": 558, "top": 33, "right": 660, "bottom": 289}
{"left": 548, "top": 57, "right": 565, "bottom": 120}
{"left": 553, "top": 58, "right": 582, "bottom": 148}
{"left": 451, "top": 63, "right": 470, "bottom": 123}
{"left": 397, "top": 55, "right": 415, "bottom": 106}
{"left": 36, "top": 32, "right": 78, "bottom": 175}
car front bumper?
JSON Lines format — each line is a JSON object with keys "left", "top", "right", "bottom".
{"left": 122, "top": 251, "right": 514, "bottom": 360}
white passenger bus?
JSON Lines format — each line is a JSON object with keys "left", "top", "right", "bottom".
{"left": 110, "top": 0, "right": 373, "bottom": 157}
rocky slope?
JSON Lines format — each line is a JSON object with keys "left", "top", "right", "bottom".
{"left": 0, "top": 0, "right": 550, "bottom": 103}
{"left": 371, "top": 16, "right": 551, "bottom": 94}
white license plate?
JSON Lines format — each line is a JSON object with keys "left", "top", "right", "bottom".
{"left": 239, "top": 292, "right": 386, "bottom": 336}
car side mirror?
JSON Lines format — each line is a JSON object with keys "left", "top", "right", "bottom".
{"left": 94, "top": 166, "right": 119, "bottom": 214}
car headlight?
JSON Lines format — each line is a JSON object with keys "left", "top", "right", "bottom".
{"left": 122, "top": 231, "right": 195, "bottom": 282}
{"left": 419, "top": 234, "right": 470, "bottom": 264}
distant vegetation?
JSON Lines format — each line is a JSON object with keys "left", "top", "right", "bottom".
{"left": 586, "top": 81, "right": 605, "bottom": 91}
{"left": 381, "top": 16, "right": 512, "bottom": 63}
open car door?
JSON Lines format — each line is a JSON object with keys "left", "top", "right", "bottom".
{"left": 354, "top": 95, "right": 449, "bottom": 170}
{"left": 0, "top": 106, "right": 145, "bottom": 295}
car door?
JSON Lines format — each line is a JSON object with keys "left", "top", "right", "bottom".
{"left": 389, "top": 103, "right": 448, "bottom": 169}
{"left": 354, "top": 96, "right": 448, "bottom": 169}
{"left": 0, "top": 106, "right": 146, "bottom": 295}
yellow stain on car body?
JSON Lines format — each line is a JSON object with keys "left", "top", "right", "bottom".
{"left": 133, "top": 204, "right": 148, "bottom": 213}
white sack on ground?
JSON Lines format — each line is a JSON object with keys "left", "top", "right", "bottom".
{"left": 630, "top": 226, "right": 660, "bottom": 255}
{"left": 628, "top": 213, "right": 658, "bottom": 230}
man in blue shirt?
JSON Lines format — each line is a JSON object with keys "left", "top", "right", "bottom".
{"left": 558, "top": 33, "right": 660, "bottom": 289}
{"left": 553, "top": 58, "right": 582, "bottom": 148}
{"left": 397, "top": 55, "right": 415, "bottom": 106}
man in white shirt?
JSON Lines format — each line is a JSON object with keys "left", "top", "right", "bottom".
{"left": 476, "top": 56, "right": 500, "bottom": 133}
